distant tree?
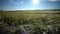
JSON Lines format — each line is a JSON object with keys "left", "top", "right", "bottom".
{"left": 0, "top": 9, "right": 3, "bottom": 11}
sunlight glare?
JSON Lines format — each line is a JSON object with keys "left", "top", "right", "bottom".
{"left": 32, "top": 0, "right": 40, "bottom": 5}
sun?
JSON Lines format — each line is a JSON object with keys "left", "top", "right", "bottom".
{"left": 32, "top": 0, "right": 40, "bottom": 5}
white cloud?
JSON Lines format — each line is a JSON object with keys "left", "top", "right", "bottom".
{"left": 15, "top": 1, "right": 24, "bottom": 5}
{"left": 20, "top": 1, "right": 24, "bottom": 4}
{"left": 32, "top": 0, "right": 40, "bottom": 6}
{"left": 9, "top": 0, "right": 18, "bottom": 5}
{"left": 10, "top": 0, "right": 24, "bottom": 5}
{"left": 49, "top": 0, "right": 60, "bottom": 1}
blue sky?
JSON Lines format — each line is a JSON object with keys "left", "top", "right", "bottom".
{"left": 0, "top": 0, "right": 60, "bottom": 10}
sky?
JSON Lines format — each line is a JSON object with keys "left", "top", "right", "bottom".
{"left": 0, "top": 0, "right": 60, "bottom": 10}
